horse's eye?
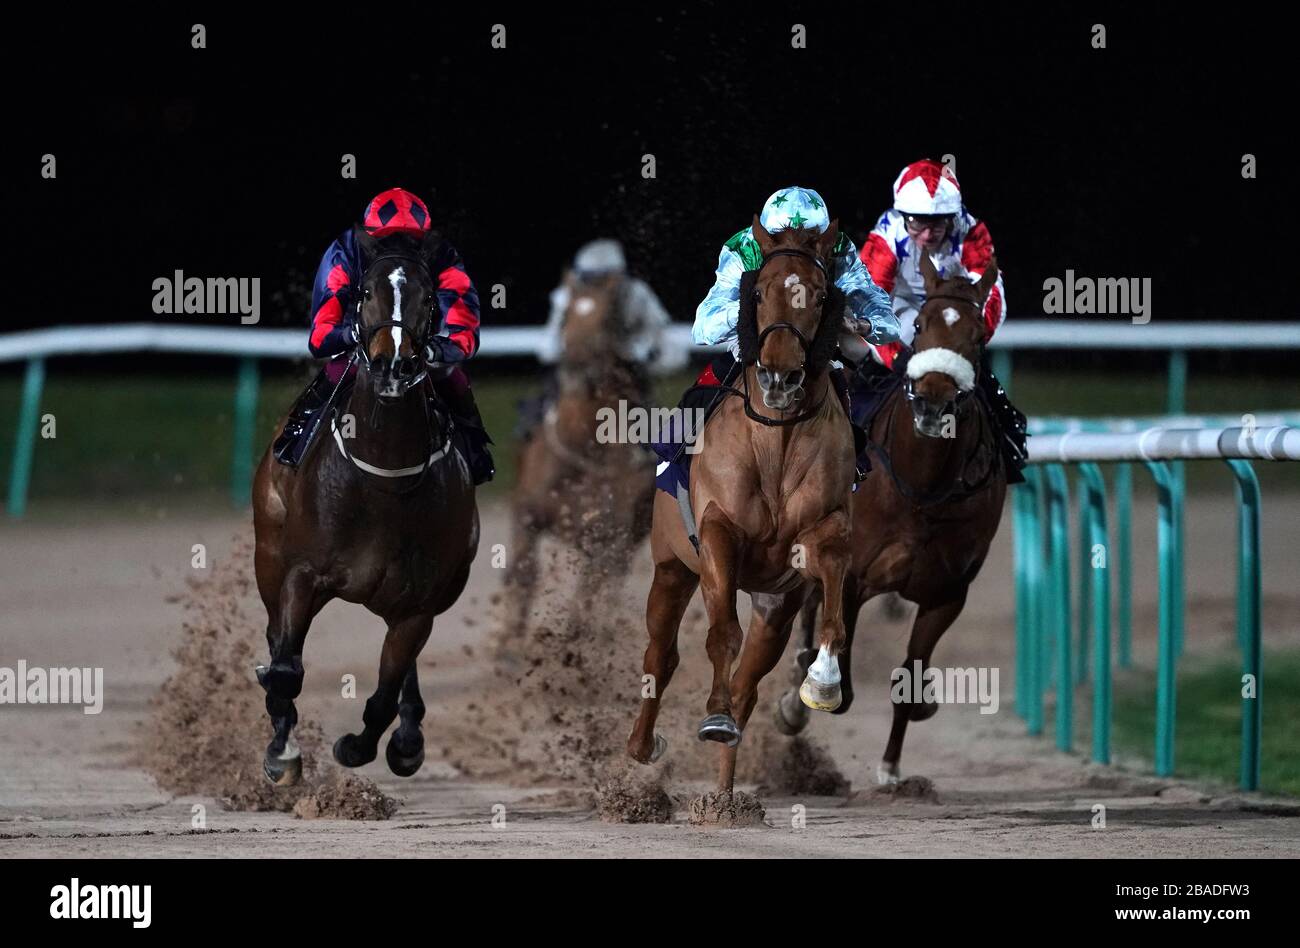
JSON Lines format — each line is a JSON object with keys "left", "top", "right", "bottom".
{"left": 363, "top": 287, "right": 373, "bottom": 301}
{"left": 752, "top": 289, "right": 761, "bottom": 303}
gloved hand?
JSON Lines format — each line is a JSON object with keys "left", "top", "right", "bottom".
{"left": 424, "top": 335, "right": 467, "bottom": 365}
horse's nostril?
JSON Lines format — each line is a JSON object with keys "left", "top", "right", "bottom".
{"left": 787, "top": 369, "right": 805, "bottom": 390}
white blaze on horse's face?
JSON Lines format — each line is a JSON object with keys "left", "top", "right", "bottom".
{"left": 942, "top": 306, "right": 961, "bottom": 327}
{"left": 388, "top": 266, "right": 407, "bottom": 351}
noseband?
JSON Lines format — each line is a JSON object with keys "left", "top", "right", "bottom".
{"left": 904, "top": 293, "right": 984, "bottom": 415}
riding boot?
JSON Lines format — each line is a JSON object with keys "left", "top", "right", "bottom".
{"left": 977, "top": 355, "right": 1028, "bottom": 484}
{"left": 432, "top": 368, "right": 496, "bottom": 485}
{"left": 274, "top": 367, "right": 335, "bottom": 467}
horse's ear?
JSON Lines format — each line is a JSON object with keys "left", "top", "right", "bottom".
{"left": 353, "top": 223, "right": 381, "bottom": 261}
{"left": 919, "top": 247, "right": 942, "bottom": 294}
{"left": 752, "top": 213, "right": 776, "bottom": 255}
{"left": 420, "top": 225, "right": 443, "bottom": 262}
{"left": 814, "top": 219, "right": 839, "bottom": 262}
{"left": 975, "top": 257, "right": 999, "bottom": 304}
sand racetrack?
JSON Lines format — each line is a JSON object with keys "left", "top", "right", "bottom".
{"left": 3, "top": 493, "right": 1300, "bottom": 858}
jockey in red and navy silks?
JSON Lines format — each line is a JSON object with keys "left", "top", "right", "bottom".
{"left": 308, "top": 188, "right": 481, "bottom": 365}
{"left": 278, "top": 187, "right": 493, "bottom": 483}
{"left": 860, "top": 159, "right": 1006, "bottom": 369}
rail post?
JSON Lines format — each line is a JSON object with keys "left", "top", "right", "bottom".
{"left": 1115, "top": 462, "right": 1133, "bottom": 667}
{"left": 1225, "top": 459, "right": 1262, "bottom": 792}
{"left": 1045, "top": 464, "right": 1072, "bottom": 752}
{"left": 6, "top": 357, "right": 46, "bottom": 519}
{"left": 1078, "top": 463, "right": 1111, "bottom": 764}
{"left": 230, "top": 357, "right": 260, "bottom": 508}
{"left": 1143, "top": 459, "right": 1178, "bottom": 777}
{"left": 1020, "top": 467, "right": 1045, "bottom": 735}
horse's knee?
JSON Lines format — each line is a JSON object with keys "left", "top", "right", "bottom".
{"left": 256, "top": 657, "right": 304, "bottom": 700}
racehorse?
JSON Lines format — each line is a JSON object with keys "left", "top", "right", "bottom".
{"left": 775, "top": 251, "right": 1006, "bottom": 784}
{"left": 627, "top": 218, "right": 854, "bottom": 799}
{"left": 503, "top": 270, "right": 654, "bottom": 635}
{"left": 251, "top": 225, "right": 479, "bottom": 785}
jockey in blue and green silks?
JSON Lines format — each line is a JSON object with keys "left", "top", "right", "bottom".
{"left": 692, "top": 186, "right": 900, "bottom": 356}
{"left": 652, "top": 186, "right": 899, "bottom": 485}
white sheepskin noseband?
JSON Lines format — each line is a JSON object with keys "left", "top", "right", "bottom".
{"left": 906, "top": 347, "right": 976, "bottom": 392}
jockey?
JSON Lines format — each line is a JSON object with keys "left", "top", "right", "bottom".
{"left": 858, "top": 159, "right": 1027, "bottom": 479}
{"left": 518, "top": 239, "right": 685, "bottom": 438}
{"left": 274, "top": 187, "right": 494, "bottom": 483}
{"left": 662, "top": 186, "right": 898, "bottom": 476}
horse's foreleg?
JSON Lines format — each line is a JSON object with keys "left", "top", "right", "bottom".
{"left": 718, "top": 591, "right": 802, "bottom": 792}
{"left": 773, "top": 585, "right": 821, "bottom": 735}
{"left": 696, "top": 508, "right": 745, "bottom": 746}
{"left": 627, "top": 557, "right": 698, "bottom": 764}
{"left": 879, "top": 590, "right": 968, "bottom": 784}
{"left": 832, "top": 577, "right": 864, "bottom": 716}
{"left": 385, "top": 666, "right": 426, "bottom": 777}
{"left": 796, "top": 511, "right": 852, "bottom": 713}
{"left": 333, "top": 612, "right": 434, "bottom": 770}
{"left": 257, "top": 566, "right": 322, "bottom": 786}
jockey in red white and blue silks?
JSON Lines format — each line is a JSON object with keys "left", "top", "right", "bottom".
{"left": 857, "top": 159, "right": 1026, "bottom": 480}
{"left": 308, "top": 188, "right": 481, "bottom": 364}
{"left": 859, "top": 159, "right": 1006, "bottom": 369}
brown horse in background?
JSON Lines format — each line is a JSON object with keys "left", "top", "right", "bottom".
{"left": 252, "top": 226, "right": 479, "bottom": 785}
{"left": 775, "top": 252, "right": 1006, "bottom": 784}
{"left": 627, "top": 219, "right": 855, "bottom": 800}
{"left": 503, "top": 270, "right": 655, "bottom": 635}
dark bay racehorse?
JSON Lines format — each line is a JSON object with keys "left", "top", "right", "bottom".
{"left": 504, "top": 271, "right": 654, "bottom": 634}
{"left": 252, "top": 225, "right": 479, "bottom": 784}
{"left": 775, "top": 251, "right": 1006, "bottom": 784}
{"left": 628, "top": 219, "right": 854, "bottom": 798}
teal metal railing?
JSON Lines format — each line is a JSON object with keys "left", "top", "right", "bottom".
{"left": 1012, "top": 423, "right": 1298, "bottom": 791}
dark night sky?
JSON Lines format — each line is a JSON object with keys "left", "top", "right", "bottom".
{"left": 10, "top": 7, "right": 1294, "bottom": 342}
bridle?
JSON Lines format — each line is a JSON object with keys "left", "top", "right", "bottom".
{"left": 353, "top": 251, "right": 437, "bottom": 396}
{"left": 732, "top": 247, "right": 833, "bottom": 428}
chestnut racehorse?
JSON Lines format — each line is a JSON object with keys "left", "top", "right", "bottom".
{"left": 775, "top": 251, "right": 1007, "bottom": 784}
{"left": 504, "top": 271, "right": 654, "bottom": 635}
{"left": 627, "top": 219, "right": 854, "bottom": 798}
{"left": 252, "top": 225, "right": 479, "bottom": 785}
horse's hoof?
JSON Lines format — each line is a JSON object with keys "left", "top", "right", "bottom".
{"left": 385, "top": 737, "right": 425, "bottom": 778}
{"left": 263, "top": 751, "right": 302, "bottom": 787}
{"left": 799, "top": 677, "right": 842, "bottom": 712}
{"left": 648, "top": 733, "right": 668, "bottom": 763}
{"left": 332, "top": 733, "right": 377, "bottom": 769}
{"left": 876, "top": 762, "right": 901, "bottom": 785}
{"left": 697, "top": 714, "right": 742, "bottom": 747}
{"left": 773, "top": 689, "right": 810, "bottom": 736}
{"left": 908, "top": 699, "right": 940, "bottom": 722}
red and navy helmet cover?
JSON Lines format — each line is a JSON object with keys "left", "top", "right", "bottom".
{"left": 362, "top": 188, "right": 432, "bottom": 238}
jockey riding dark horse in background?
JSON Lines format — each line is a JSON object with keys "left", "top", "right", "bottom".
{"left": 274, "top": 187, "right": 495, "bottom": 483}
{"left": 516, "top": 238, "right": 685, "bottom": 442}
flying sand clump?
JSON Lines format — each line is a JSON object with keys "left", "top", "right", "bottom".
{"left": 141, "top": 533, "right": 398, "bottom": 820}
